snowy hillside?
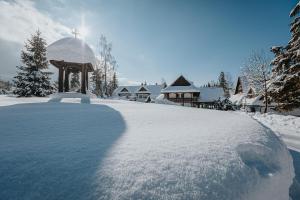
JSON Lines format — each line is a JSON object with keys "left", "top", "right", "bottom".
{"left": 0, "top": 96, "right": 294, "bottom": 200}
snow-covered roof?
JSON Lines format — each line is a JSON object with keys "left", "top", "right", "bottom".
{"left": 161, "top": 85, "right": 200, "bottom": 93}
{"left": 114, "top": 86, "right": 140, "bottom": 94}
{"left": 136, "top": 85, "right": 162, "bottom": 96}
{"left": 230, "top": 93, "right": 245, "bottom": 105}
{"left": 230, "top": 93, "right": 263, "bottom": 106}
{"left": 234, "top": 76, "right": 251, "bottom": 95}
{"left": 198, "top": 87, "right": 224, "bottom": 102}
{"left": 47, "top": 37, "right": 96, "bottom": 66}
{"left": 114, "top": 85, "right": 163, "bottom": 97}
{"left": 161, "top": 75, "right": 199, "bottom": 93}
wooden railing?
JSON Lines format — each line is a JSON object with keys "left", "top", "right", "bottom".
{"left": 167, "top": 97, "right": 198, "bottom": 103}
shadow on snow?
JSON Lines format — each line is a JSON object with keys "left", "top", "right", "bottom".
{"left": 290, "top": 150, "right": 300, "bottom": 200}
{"left": 0, "top": 103, "right": 126, "bottom": 200}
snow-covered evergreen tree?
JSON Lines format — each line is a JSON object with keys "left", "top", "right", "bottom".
{"left": 13, "top": 30, "right": 53, "bottom": 97}
{"left": 91, "top": 67, "right": 103, "bottom": 97}
{"left": 0, "top": 79, "right": 12, "bottom": 94}
{"left": 161, "top": 78, "right": 167, "bottom": 89}
{"left": 70, "top": 72, "right": 80, "bottom": 91}
{"left": 269, "top": 1, "right": 300, "bottom": 111}
{"left": 106, "top": 72, "right": 118, "bottom": 96}
{"left": 218, "top": 71, "right": 230, "bottom": 98}
{"left": 111, "top": 72, "right": 118, "bottom": 93}
{"left": 225, "top": 72, "right": 234, "bottom": 90}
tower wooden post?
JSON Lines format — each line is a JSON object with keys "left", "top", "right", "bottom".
{"left": 64, "top": 68, "right": 70, "bottom": 92}
{"left": 85, "top": 66, "right": 89, "bottom": 90}
{"left": 58, "top": 66, "right": 64, "bottom": 93}
{"left": 81, "top": 66, "right": 86, "bottom": 94}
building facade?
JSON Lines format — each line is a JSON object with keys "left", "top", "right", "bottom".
{"left": 161, "top": 75, "right": 200, "bottom": 106}
{"left": 230, "top": 76, "right": 265, "bottom": 112}
{"left": 161, "top": 75, "right": 225, "bottom": 107}
{"left": 114, "top": 84, "right": 163, "bottom": 102}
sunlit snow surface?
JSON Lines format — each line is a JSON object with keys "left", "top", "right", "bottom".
{"left": 0, "top": 96, "right": 294, "bottom": 200}
{"left": 251, "top": 112, "right": 300, "bottom": 152}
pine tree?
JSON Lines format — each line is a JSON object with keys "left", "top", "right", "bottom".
{"left": 269, "top": 1, "right": 300, "bottom": 111}
{"left": 218, "top": 71, "right": 230, "bottom": 98}
{"left": 111, "top": 72, "right": 118, "bottom": 92}
{"left": 161, "top": 78, "right": 167, "bottom": 89}
{"left": 106, "top": 72, "right": 118, "bottom": 96}
{"left": 91, "top": 68, "right": 103, "bottom": 97}
{"left": 13, "top": 30, "right": 53, "bottom": 97}
{"left": 70, "top": 72, "right": 80, "bottom": 91}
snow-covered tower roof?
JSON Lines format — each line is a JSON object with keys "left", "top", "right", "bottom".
{"left": 47, "top": 37, "right": 96, "bottom": 67}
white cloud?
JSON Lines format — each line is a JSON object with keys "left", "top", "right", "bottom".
{"left": 0, "top": 0, "right": 71, "bottom": 44}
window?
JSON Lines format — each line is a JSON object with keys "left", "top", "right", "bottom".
{"left": 184, "top": 93, "right": 192, "bottom": 98}
{"left": 169, "top": 93, "right": 176, "bottom": 98}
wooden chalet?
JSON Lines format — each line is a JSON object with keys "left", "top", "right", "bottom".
{"left": 118, "top": 87, "right": 131, "bottom": 98}
{"left": 247, "top": 87, "right": 256, "bottom": 98}
{"left": 114, "top": 84, "right": 163, "bottom": 102}
{"left": 114, "top": 75, "right": 225, "bottom": 108}
{"left": 161, "top": 75, "right": 200, "bottom": 106}
{"left": 230, "top": 76, "right": 268, "bottom": 112}
{"left": 234, "top": 76, "right": 248, "bottom": 95}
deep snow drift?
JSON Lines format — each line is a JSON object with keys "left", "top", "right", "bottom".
{"left": 251, "top": 112, "right": 300, "bottom": 152}
{"left": 0, "top": 96, "right": 295, "bottom": 200}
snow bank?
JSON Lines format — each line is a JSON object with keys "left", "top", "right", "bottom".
{"left": 251, "top": 112, "right": 300, "bottom": 152}
{"left": 93, "top": 102, "right": 294, "bottom": 200}
{"left": 154, "top": 94, "right": 178, "bottom": 105}
{"left": 49, "top": 92, "right": 96, "bottom": 104}
{"left": 0, "top": 102, "right": 125, "bottom": 200}
{"left": 0, "top": 97, "right": 295, "bottom": 199}
{"left": 0, "top": 95, "right": 49, "bottom": 106}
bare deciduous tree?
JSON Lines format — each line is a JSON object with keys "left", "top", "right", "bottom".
{"left": 242, "top": 50, "right": 271, "bottom": 113}
{"left": 92, "top": 35, "right": 118, "bottom": 97}
{"left": 99, "top": 35, "right": 112, "bottom": 96}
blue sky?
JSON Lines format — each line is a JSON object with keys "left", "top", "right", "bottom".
{"left": 0, "top": 0, "right": 298, "bottom": 85}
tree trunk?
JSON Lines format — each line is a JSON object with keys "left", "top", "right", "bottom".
{"left": 263, "top": 78, "right": 268, "bottom": 113}
{"left": 104, "top": 58, "right": 107, "bottom": 96}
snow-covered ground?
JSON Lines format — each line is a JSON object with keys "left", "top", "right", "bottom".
{"left": 0, "top": 95, "right": 49, "bottom": 106}
{"left": 251, "top": 113, "right": 300, "bottom": 152}
{"left": 0, "top": 95, "right": 295, "bottom": 200}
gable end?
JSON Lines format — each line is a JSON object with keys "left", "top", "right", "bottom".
{"left": 171, "top": 75, "right": 191, "bottom": 86}
{"left": 120, "top": 87, "right": 129, "bottom": 93}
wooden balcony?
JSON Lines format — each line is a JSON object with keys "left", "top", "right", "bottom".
{"left": 167, "top": 97, "right": 198, "bottom": 103}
